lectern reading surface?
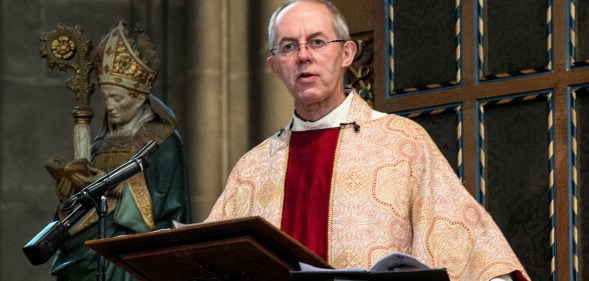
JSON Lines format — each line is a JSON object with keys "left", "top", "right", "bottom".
{"left": 85, "top": 216, "right": 330, "bottom": 281}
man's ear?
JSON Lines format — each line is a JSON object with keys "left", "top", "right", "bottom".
{"left": 341, "top": 40, "right": 357, "bottom": 67}
{"left": 267, "top": 56, "right": 279, "bottom": 77}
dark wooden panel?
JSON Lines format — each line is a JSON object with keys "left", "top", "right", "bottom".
{"left": 575, "top": 88, "right": 589, "bottom": 281}
{"left": 482, "top": 96, "right": 551, "bottom": 281}
{"left": 573, "top": 0, "right": 589, "bottom": 65}
{"left": 481, "top": 0, "right": 550, "bottom": 78}
{"left": 392, "top": 0, "right": 459, "bottom": 93}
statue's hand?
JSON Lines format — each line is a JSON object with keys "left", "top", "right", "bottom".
{"left": 46, "top": 156, "right": 106, "bottom": 202}
{"left": 68, "top": 164, "right": 106, "bottom": 189}
{"left": 70, "top": 165, "right": 126, "bottom": 199}
{"left": 55, "top": 177, "right": 74, "bottom": 204}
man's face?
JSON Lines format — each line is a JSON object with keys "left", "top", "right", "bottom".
{"left": 267, "top": 1, "right": 356, "bottom": 109}
{"left": 100, "top": 84, "right": 146, "bottom": 127}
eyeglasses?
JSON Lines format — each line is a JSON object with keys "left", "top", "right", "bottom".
{"left": 271, "top": 39, "right": 346, "bottom": 57}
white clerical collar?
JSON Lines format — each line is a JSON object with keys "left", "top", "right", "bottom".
{"left": 290, "top": 92, "right": 354, "bottom": 131}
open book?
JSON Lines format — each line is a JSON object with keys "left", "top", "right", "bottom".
{"left": 291, "top": 252, "right": 450, "bottom": 281}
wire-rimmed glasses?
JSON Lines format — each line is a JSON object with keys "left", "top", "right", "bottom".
{"left": 271, "top": 39, "right": 346, "bottom": 57}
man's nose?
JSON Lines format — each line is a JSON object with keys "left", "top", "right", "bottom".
{"left": 296, "top": 43, "right": 312, "bottom": 59}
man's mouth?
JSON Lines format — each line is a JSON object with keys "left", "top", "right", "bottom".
{"left": 298, "top": 72, "right": 317, "bottom": 82}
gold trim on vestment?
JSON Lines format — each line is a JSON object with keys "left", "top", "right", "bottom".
{"left": 127, "top": 172, "right": 156, "bottom": 230}
{"left": 327, "top": 126, "right": 346, "bottom": 264}
{"left": 277, "top": 130, "right": 291, "bottom": 228}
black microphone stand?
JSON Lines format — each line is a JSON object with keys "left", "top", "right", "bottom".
{"left": 22, "top": 140, "right": 159, "bottom": 279}
{"left": 58, "top": 193, "right": 108, "bottom": 281}
{"left": 97, "top": 196, "right": 107, "bottom": 281}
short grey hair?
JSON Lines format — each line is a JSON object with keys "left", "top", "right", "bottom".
{"left": 267, "top": 0, "right": 350, "bottom": 51}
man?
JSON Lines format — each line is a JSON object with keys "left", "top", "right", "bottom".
{"left": 206, "top": 1, "right": 529, "bottom": 281}
{"left": 47, "top": 21, "right": 191, "bottom": 281}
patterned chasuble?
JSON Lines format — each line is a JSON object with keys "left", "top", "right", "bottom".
{"left": 205, "top": 92, "right": 531, "bottom": 281}
{"left": 281, "top": 127, "right": 341, "bottom": 260}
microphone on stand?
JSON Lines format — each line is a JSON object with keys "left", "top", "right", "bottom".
{"left": 60, "top": 140, "right": 158, "bottom": 211}
{"left": 23, "top": 140, "right": 158, "bottom": 265}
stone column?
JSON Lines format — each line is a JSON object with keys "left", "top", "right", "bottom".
{"left": 185, "top": 0, "right": 227, "bottom": 220}
{"left": 185, "top": 0, "right": 291, "bottom": 221}
{"left": 247, "top": 0, "right": 293, "bottom": 147}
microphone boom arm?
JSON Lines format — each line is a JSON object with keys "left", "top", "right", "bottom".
{"left": 22, "top": 140, "right": 158, "bottom": 265}
{"left": 60, "top": 140, "right": 158, "bottom": 211}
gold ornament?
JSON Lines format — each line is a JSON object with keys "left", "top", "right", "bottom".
{"left": 94, "top": 21, "right": 159, "bottom": 94}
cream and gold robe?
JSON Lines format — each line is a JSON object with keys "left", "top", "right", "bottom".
{"left": 206, "top": 92, "right": 530, "bottom": 281}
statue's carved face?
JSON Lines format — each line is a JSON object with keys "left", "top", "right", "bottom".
{"left": 100, "top": 84, "right": 146, "bottom": 129}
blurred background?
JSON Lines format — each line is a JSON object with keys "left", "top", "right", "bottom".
{"left": 1, "top": 0, "right": 292, "bottom": 279}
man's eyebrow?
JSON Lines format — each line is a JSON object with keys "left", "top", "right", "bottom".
{"left": 277, "top": 32, "right": 326, "bottom": 44}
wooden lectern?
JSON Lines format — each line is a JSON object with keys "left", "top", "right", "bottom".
{"left": 85, "top": 216, "right": 331, "bottom": 281}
